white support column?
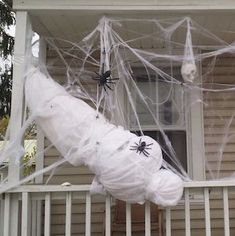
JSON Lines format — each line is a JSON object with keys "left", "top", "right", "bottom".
{"left": 31, "top": 127, "right": 44, "bottom": 236}
{"left": 9, "top": 11, "right": 32, "bottom": 179}
{"left": 32, "top": 37, "right": 47, "bottom": 236}
{"left": 8, "top": 11, "right": 32, "bottom": 236}
{"left": 34, "top": 38, "right": 46, "bottom": 183}
{"left": 35, "top": 125, "right": 45, "bottom": 184}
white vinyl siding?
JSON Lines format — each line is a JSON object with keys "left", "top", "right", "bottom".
{"left": 203, "top": 55, "right": 235, "bottom": 179}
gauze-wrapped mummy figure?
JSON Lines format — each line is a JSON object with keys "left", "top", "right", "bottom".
{"left": 25, "top": 67, "right": 183, "bottom": 206}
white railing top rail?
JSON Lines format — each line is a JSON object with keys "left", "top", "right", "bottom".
{"left": 6, "top": 184, "right": 91, "bottom": 193}
{"left": 3, "top": 179, "right": 235, "bottom": 193}
{"left": 183, "top": 180, "right": 235, "bottom": 188}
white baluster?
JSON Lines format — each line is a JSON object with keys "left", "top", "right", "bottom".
{"left": 223, "top": 187, "right": 230, "bottom": 236}
{"left": 44, "top": 193, "right": 51, "bottom": 236}
{"left": 204, "top": 188, "right": 211, "bottom": 236}
{"left": 185, "top": 188, "right": 191, "bottom": 236}
{"left": 85, "top": 193, "right": 91, "bottom": 236}
{"left": 126, "top": 203, "right": 131, "bottom": 236}
{"left": 166, "top": 207, "right": 171, "bottom": 236}
{"left": 105, "top": 195, "right": 111, "bottom": 236}
{"left": 21, "top": 192, "right": 29, "bottom": 236}
{"left": 65, "top": 192, "right": 72, "bottom": 236}
{"left": 145, "top": 201, "right": 151, "bottom": 236}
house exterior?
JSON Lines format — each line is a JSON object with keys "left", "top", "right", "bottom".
{"left": 1, "top": 0, "right": 235, "bottom": 235}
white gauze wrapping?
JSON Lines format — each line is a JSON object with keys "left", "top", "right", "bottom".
{"left": 25, "top": 68, "right": 183, "bottom": 206}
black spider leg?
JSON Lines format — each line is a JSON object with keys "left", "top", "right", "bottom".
{"left": 106, "top": 78, "right": 119, "bottom": 83}
{"left": 129, "top": 147, "right": 139, "bottom": 153}
{"left": 106, "top": 80, "right": 118, "bottom": 88}
{"left": 130, "top": 145, "right": 137, "bottom": 148}
{"left": 92, "top": 72, "right": 101, "bottom": 81}
{"left": 130, "top": 143, "right": 138, "bottom": 148}
{"left": 142, "top": 150, "right": 150, "bottom": 157}
{"left": 104, "top": 71, "right": 118, "bottom": 91}
{"left": 94, "top": 72, "right": 100, "bottom": 77}
{"left": 105, "top": 83, "right": 113, "bottom": 91}
{"left": 146, "top": 143, "right": 153, "bottom": 146}
{"left": 144, "top": 143, "right": 153, "bottom": 150}
{"left": 92, "top": 73, "right": 102, "bottom": 88}
{"left": 130, "top": 143, "right": 139, "bottom": 151}
{"left": 101, "top": 64, "right": 112, "bottom": 92}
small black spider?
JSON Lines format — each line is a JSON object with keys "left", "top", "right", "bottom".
{"left": 92, "top": 63, "right": 119, "bottom": 92}
{"left": 130, "top": 138, "right": 153, "bottom": 157}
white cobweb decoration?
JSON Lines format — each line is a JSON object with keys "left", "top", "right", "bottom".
{"left": 0, "top": 16, "right": 235, "bottom": 204}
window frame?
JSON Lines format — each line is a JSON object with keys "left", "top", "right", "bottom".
{"left": 119, "top": 53, "right": 205, "bottom": 181}
{"left": 187, "top": 59, "right": 205, "bottom": 180}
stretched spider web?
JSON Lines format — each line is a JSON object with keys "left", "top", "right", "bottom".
{"left": 1, "top": 16, "right": 235, "bottom": 192}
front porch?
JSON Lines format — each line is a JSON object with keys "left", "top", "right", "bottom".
{"left": 1, "top": 181, "right": 235, "bottom": 236}
{"left": 2, "top": 1, "right": 235, "bottom": 236}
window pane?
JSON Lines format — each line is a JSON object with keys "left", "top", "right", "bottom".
{"left": 131, "top": 81, "right": 157, "bottom": 126}
{"left": 134, "top": 130, "right": 187, "bottom": 172}
{"left": 158, "top": 80, "right": 185, "bottom": 127}
{"left": 130, "top": 67, "right": 187, "bottom": 174}
{"left": 131, "top": 67, "right": 185, "bottom": 128}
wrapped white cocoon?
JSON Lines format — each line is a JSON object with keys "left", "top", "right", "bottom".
{"left": 25, "top": 67, "right": 183, "bottom": 206}
{"left": 145, "top": 169, "right": 184, "bottom": 206}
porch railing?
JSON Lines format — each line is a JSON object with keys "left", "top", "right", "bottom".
{"left": 0, "top": 180, "right": 235, "bottom": 236}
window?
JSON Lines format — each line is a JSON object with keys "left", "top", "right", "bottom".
{"left": 127, "top": 65, "right": 205, "bottom": 180}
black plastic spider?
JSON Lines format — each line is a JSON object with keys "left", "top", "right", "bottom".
{"left": 130, "top": 138, "right": 153, "bottom": 157}
{"left": 92, "top": 63, "right": 119, "bottom": 92}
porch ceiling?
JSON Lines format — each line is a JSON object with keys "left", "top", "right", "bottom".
{"left": 27, "top": 10, "right": 235, "bottom": 48}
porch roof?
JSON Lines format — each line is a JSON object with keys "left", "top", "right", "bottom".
{"left": 12, "top": 0, "right": 235, "bottom": 47}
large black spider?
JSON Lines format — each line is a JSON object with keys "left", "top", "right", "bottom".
{"left": 130, "top": 138, "right": 153, "bottom": 157}
{"left": 92, "top": 63, "right": 119, "bottom": 92}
